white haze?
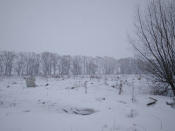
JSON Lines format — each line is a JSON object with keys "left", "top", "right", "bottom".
{"left": 0, "top": 0, "right": 145, "bottom": 59}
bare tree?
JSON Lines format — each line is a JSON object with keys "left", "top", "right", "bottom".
{"left": 41, "top": 52, "right": 52, "bottom": 76}
{"left": 0, "top": 50, "right": 150, "bottom": 77}
{"left": 25, "top": 52, "right": 40, "bottom": 76}
{"left": 87, "top": 60, "right": 97, "bottom": 76}
{"left": 59, "top": 55, "right": 71, "bottom": 76}
{"left": 15, "top": 53, "right": 26, "bottom": 76}
{"left": 2, "top": 51, "right": 15, "bottom": 76}
{"left": 118, "top": 58, "right": 140, "bottom": 74}
{"left": 0, "top": 53, "right": 4, "bottom": 76}
{"left": 103, "top": 57, "right": 116, "bottom": 75}
{"left": 132, "top": 0, "right": 175, "bottom": 95}
{"left": 50, "top": 53, "right": 59, "bottom": 76}
{"left": 72, "top": 56, "right": 82, "bottom": 76}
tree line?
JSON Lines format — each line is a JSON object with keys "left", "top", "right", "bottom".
{"left": 0, "top": 51, "right": 142, "bottom": 77}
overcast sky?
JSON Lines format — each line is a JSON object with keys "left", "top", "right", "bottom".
{"left": 0, "top": 0, "right": 145, "bottom": 59}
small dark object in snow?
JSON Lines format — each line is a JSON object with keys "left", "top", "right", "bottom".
{"left": 45, "top": 83, "right": 49, "bottom": 86}
{"left": 63, "top": 107, "right": 96, "bottom": 115}
{"left": 63, "top": 109, "right": 68, "bottom": 113}
{"left": 147, "top": 97, "right": 157, "bottom": 106}
{"left": 73, "top": 111, "right": 79, "bottom": 114}
{"left": 7, "top": 85, "right": 10, "bottom": 88}
{"left": 0, "top": 101, "right": 3, "bottom": 105}
{"left": 42, "top": 102, "right": 46, "bottom": 104}
{"left": 111, "top": 85, "right": 115, "bottom": 88}
{"left": 118, "top": 100, "right": 127, "bottom": 104}
{"left": 96, "top": 97, "right": 106, "bottom": 102}
{"left": 23, "top": 110, "right": 30, "bottom": 112}
{"left": 166, "top": 101, "right": 175, "bottom": 108}
{"left": 102, "top": 97, "right": 106, "bottom": 100}
{"left": 73, "top": 108, "right": 96, "bottom": 115}
{"left": 12, "top": 82, "right": 17, "bottom": 85}
{"left": 65, "top": 87, "right": 78, "bottom": 90}
{"left": 71, "top": 87, "right": 76, "bottom": 89}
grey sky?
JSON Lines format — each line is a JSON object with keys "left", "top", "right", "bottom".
{"left": 0, "top": 0, "right": 144, "bottom": 59}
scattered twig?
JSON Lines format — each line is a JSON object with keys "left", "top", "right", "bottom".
{"left": 147, "top": 97, "right": 157, "bottom": 106}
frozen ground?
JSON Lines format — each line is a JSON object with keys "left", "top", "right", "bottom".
{"left": 0, "top": 75, "right": 175, "bottom": 131}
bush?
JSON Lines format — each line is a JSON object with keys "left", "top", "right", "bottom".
{"left": 150, "top": 82, "right": 174, "bottom": 97}
{"left": 25, "top": 77, "right": 36, "bottom": 87}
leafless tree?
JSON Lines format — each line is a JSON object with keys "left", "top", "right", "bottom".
{"left": 72, "top": 56, "right": 82, "bottom": 76}
{"left": 2, "top": 51, "right": 15, "bottom": 76}
{"left": 0, "top": 53, "right": 4, "bottom": 76}
{"left": 132, "top": 0, "right": 175, "bottom": 95}
{"left": 0, "top": 51, "right": 145, "bottom": 77}
{"left": 59, "top": 55, "right": 71, "bottom": 76}
{"left": 14, "top": 53, "right": 26, "bottom": 76}
{"left": 103, "top": 57, "right": 116, "bottom": 75}
{"left": 118, "top": 58, "right": 140, "bottom": 74}
{"left": 41, "top": 52, "right": 52, "bottom": 76}
{"left": 50, "top": 53, "right": 59, "bottom": 76}
{"left": 25, "top": 52, "right": 40, "bottom": 76}
{"left": 87, "top": 60, "right": 97, "bottom": 76}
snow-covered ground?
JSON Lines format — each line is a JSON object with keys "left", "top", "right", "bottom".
{"left": 0, "top": 75, "right": 175, "bottom": 131}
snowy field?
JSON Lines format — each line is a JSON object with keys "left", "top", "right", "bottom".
{"left": 0, "top": 75, "right": 175, "bottom": 131}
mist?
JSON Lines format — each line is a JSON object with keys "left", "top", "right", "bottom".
{"left": 0, "top": 0, "right": 144, "bottom": 59}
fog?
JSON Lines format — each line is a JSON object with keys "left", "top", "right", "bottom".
{"left": 0, "top": 0, "right": 144, "bottom": 59}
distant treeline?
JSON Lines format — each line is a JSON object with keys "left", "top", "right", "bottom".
{"left": 0, "top": 51, "right": 146, "bottom": 77}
